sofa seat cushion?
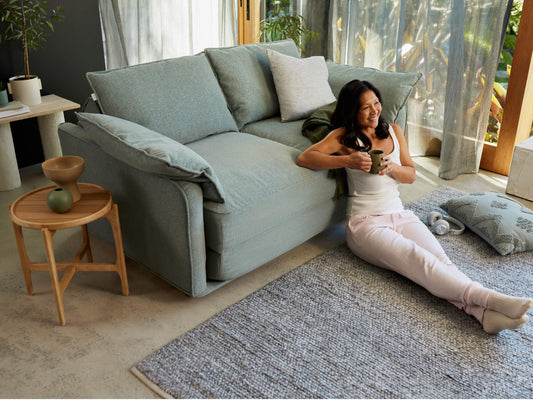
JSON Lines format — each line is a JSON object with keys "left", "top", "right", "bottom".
{"left": 187, "top": 132, "right": 340, "bottom": 280}
{"left": 86, "top": 53, "right": 238, "bottom": 144}
{"left": 241, "top": 117, "right": 312, "bottom": 152}
{"left": 205, "top": 40, "right": 300, "bottom": 129}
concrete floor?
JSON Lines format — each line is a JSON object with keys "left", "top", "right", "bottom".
{"left": 1, "top": 157, "right": 531, "bottom": 398}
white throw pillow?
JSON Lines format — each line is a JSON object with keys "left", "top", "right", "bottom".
{"left": 267, "top": 49, "right": 336, "bottom": 122}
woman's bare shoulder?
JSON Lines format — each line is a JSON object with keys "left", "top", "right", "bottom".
{"left": 304, "top": 127, "right": 349, "bottom": 156}
{"left": 326, "top": 127, "right": 346, "bottom": 140}
{"left": 390, "top": 123, "right": 403, "bottom": 136}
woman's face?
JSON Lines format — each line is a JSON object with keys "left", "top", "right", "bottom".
{"left": 357, "top": 90, "right": 382, "bottom": 129}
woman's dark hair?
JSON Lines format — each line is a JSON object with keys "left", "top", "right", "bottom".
{"left": 331, "top": 79, "right": 389, "bottom": 152}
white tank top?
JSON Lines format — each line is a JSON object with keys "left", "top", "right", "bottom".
{"left": 345, "top": 125, "right": 404, "bottom": 217}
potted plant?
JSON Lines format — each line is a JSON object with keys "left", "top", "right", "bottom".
{"left": 258, "top": 0, "right": 317, "bottom": 56}
{"left": 0, "top": 0, "right": 64, "bottom": 105}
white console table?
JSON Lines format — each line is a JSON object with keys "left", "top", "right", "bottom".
{"left": 0, "top": 95, "right": 80, "bottom": 191}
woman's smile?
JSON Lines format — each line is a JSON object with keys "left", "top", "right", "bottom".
{"left": 357, "top": 90, "right": 382, "bottom": 129}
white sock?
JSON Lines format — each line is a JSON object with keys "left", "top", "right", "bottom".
{"left": 486, "top": 292, "right": 533, "bottom": 319}
{"left": 482, "top": 310, "right": 529, "bottom": 335}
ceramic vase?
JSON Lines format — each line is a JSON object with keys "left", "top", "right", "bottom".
{"left": 47, "top": 187, "right": 73, "bottom": 213}
{"left": 42, "top": 156, "right": 84, "bottom": 202}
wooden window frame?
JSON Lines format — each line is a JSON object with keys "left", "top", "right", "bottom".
{"left": 238, "top": 0, "right": 260, "bottom": 44}
{"left": 480, "top": 0, "right": 533, "bottom": 175}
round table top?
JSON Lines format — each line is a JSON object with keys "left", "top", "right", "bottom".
{"left": 10, "top": 183, "right": 113, "bottom": 230}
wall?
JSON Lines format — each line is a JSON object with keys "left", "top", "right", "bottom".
{"left": 0, "top": 1, "right": 105, "bottom": 168}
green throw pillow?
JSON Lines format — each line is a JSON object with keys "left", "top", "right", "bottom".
{"left": 440, "top": 192, "right": 533, "bottom": 255}
{"left": 205, "top": 39, "right": 300, "bottom": 129}
{"left": 76, "top": 112, "right": 225, "bottom": 203}
{"left": 326, "top": 61, "right": 421, "bottom": 126}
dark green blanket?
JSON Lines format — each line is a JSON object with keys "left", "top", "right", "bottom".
{"left": 301, "top": 101, "right": 347, "bottom": 198}
{"left": 301, "top": 101, "right": 337, "bottom": 143}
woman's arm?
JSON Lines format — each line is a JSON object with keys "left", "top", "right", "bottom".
{"left": 297, "top": 128, "right": 372, "bottom": 172}
{"left": 379, "top": 124, "right": 416, "bottom": 183}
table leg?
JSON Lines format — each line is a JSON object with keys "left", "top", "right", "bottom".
{"left": 73, "top": 225, "right": 93, "bottom": 263}
{"left": 11, "top": 220, "right": 34, "bottom": 294}
{"left": 82, "top": 225, "right": 93, "bottom": 262}
{"left": 37, "top": 111, "right": 64, "bottom": 160}
{"left": 41, "top": 228, "right": 66, "bottom": 325}
{"left": 106, "top": 204, "right": 129, "bottom": 296}
{"left": 0, "top": 123, "right": 22, "bottom": 191}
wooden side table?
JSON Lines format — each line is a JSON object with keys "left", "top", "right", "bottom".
{"left": 0, "top": 94, "right": 80, "bottom": 191}
{"left": 9, "top": 183, "right": 129, "bottom": 325}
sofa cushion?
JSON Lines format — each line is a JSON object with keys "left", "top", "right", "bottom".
{"left": 440, "top": 192, "right": 533, "bottom": 256}
{"left": 76, "top": 112, "right": 225, "bottom": 203}
{"left": 326, "top": 61, "right": 422, "bottom": 125}
{"left": 187, "top": 132, "right": 341, "bottom": 280}
{"left": 241, "top": 117, "right": 311, "bottom": 152}
{"left": 86, "top": 53, "right": 238, "bottom": 144}
{"left": 205, "top": 39, "right": 300, "bottom": 129}
{"left": 267, "top": 50, "right": 336, "bottom": 122}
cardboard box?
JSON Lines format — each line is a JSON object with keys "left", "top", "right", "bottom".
{"left": 506, "top": 136, "right": 533, "bottom": 201}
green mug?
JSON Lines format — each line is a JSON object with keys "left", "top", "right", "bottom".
{"left": 369, "top": 150, "right": 385, "bottom": 174}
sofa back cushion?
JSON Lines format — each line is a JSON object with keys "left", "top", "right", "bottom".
{"left": 205, "top": 39, "right": 300, "bottom": 129}
{"left": 326, "top": 61, "right": 422, "bottom": 126}
{"left": 86, "top": 53, "right": 238, "bottom": 144}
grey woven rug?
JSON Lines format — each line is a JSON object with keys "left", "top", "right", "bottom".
{"left": 133, "top": 186, "right": 533, "bottom": 398}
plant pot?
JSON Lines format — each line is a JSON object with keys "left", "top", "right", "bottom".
{"left": 0, "top": 89, "right": 8, "bottom": 108}
{"left": 7, "top": 75, "right": 42, "bottom": 106}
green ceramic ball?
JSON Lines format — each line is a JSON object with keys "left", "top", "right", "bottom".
{"left": 47, "top": 187, "right": 73, "bottom": 213}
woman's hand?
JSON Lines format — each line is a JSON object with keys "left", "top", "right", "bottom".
{"left": 297, "top": 128, "right": 374, "bottom": 171}
{"left": 346, "top": 151, "right": 372, "bottom": 172}
{"left": 378, "top": 155, "right": 416, "bottom": 183}
{"left": 378, "top": 156, "right": 395, "bottom": 175}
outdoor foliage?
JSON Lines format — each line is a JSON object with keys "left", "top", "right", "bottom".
{"left": 333, "top": 0, "right": 453, "bottom": 132}
{"left": 498, "top": 1, "right": 522, "bottom": 71}
{"left": 333, "top": 0, "right": 523, "bottom": 144}
{"left": 259, "top": 0, "right": 317, "bottom": 56}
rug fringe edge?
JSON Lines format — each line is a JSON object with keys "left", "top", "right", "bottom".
{"left": 130, "top": 366, "right": 174, "bottom": 399}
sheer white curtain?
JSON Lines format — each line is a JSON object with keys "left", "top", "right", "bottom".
{"left": 316, "top": 0, "right": 511, "bottom": 179}
{"left": 98, "top": 0, "right": 238, "bottom": 69}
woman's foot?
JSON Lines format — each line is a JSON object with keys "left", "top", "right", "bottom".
{"left": 482, "top": 310, "right": 529, "bottom": 334}
{"left": 486, "top": 292, "right": 533, "bottom": 319}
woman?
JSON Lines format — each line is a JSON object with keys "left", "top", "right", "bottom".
{"left": 297, "top": 79, "right": 532, "bottom": 334}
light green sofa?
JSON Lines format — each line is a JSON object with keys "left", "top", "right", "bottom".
{"left": 58, "top": 40, "right": 421, "bottom": 297}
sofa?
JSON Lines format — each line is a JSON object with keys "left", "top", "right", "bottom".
{"left": 58, "top": 39, "right": 421, "bottom": 297}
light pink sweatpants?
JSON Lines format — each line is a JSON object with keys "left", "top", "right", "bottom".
{"left": 346, "top": 210, "right": 490, "bottom": 323}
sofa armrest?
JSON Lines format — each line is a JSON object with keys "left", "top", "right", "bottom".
{"left": 59, "top": 122, "right": 211, "bottom": 296}
{"left": 76, "top": 112, "right": 225, "bottom": 203}
{"left": 326, "top": 61, "right": 421, "bottom": 129}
